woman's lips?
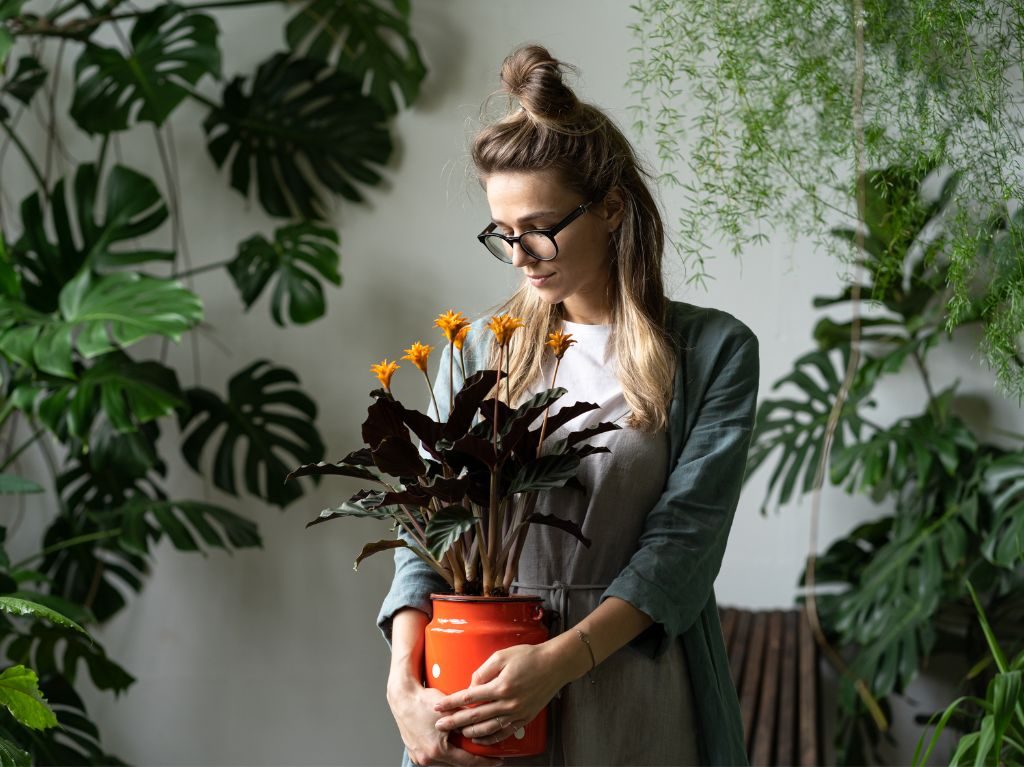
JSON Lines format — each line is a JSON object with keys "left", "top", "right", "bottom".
{"left": 527, "top": 273, "right": 553, "bottom": 287}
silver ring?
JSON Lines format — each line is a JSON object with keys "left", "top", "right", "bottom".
{"left": 495, "top": 717, "right": 508, "bottom": 729}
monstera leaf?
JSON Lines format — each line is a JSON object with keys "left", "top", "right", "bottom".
{"left": 33, "top": 352, "right": 184, "bottom": 443}
{"left": 831, "top": 387, "right": 977, "bottom": 497}
{"left": 0, "top": 270, "right": 202, "bottom": 379}
{"left": 178, "top": 360, "right": 325, "bottom": 507}
{"left": 0, "top": 56, "right": 46, "bottom": 120}
{"left": 14, "top": 675, "right": 124, "bottom": 765}
{"left": 203, "top": 52, "right": 391, "bottom": 219}
{"left": 746, "top": 345, "right": 875, "bottom": 514}
{"left": 70, "top": 4, "right": 220, "bottom": 134}
{"left": 284, "top": 0, "right": 425, "bottom": 114}
{"left": 90, "top": 497, "right": 261, "bottom": 556}
{"left": 58, "top": 421, "right": 167, "bottom": 513}
{"left": 229, "top": 221, "right": 340, "bottom": 325}
{"left": 3, "top": 624, "right": 133, "bottom": 695}
{"left": 40, "top": 510, "right": 149, "bottom": 623}
{"left": 11, "top": 163, "right": 173, "bottom": 312}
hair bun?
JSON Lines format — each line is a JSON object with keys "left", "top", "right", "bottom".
{"left": 499, "top": 44, "right": 579, "bottom": 122}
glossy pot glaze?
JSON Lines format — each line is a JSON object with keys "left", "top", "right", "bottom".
{"left": 424, "top": 593, "right": 549, "bottom": 757}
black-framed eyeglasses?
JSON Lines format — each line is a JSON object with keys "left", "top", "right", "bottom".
{"left": 477, "top": 200, "right": 595, "bottom": 263}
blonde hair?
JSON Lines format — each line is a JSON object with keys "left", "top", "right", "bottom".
{"left": 472, "top": 44, "right": 675, "bottom": 432}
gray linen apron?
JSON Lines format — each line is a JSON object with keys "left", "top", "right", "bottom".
{"left": 505, "top": 407, "right": 701, "bottom": 767}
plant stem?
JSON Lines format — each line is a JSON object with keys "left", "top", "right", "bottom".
{"left": 911, "top": 348, "right": 940, "bottom": 422}
{"left": 0, "top": 122, "right": 48, "bottom": 196}
{"left": 11, "top": 528, "right": 122, "bottom": 570}
{"left": 0, "top": 427, "right": 45, "bottom": 472}
{"left": 178, "top": 83, "right": 221, "bottom": 112}
{"left": 536, "top": 357, "right": 561, "bottom": 457}
{"left": 420, "top": 370, "right": 440, "bottom": 424}
{"left": 458, "top": 346, "right": 466, "bottom": 381}
{"left": 172, "top": 258, "right": 233, "bottom": 280}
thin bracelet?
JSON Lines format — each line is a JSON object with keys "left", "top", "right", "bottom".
{"left": 575, "top": 629, "right": 597, "bottom": 685}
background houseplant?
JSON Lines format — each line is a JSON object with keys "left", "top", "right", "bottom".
{"left": 627, "top": 0, "right": 1023, "bottom": 401}
{"left": 745, "top": 161, "right": 1024, "bottom": 764}
{"left": 0, "top": 0, "right": 426, "bottom": 761}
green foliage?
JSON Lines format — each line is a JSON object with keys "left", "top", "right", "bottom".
{"left": 229, "top": 221, "right": 341, "bottom": 325}
{"left": 285, "top": 0, "right": 426, "bottom": 115}
{"left": 0, "top": 0, "right": 426, "bottom": 757}
{"left": 203, "top": 53, "right": 392, "bottom": 220}
{"left": 9, "top": 163, "right": 174, "bottom": 312}
{"left": 745, "top": 161, "right": 1024, "bottom": 764}
{"left": 914, "top": 581, "right": 1024, "bottom": 767}
{"left": 0, "top": 666, "right": 55, "bottom": 731}
{"left": 71, "top": 4, "right": 221, "bottom": 134}
{"left": 178, "top": 360, "right": 325, "bottom": 508}
{"left": 629, "top": 0, "right": 1024, "bottom": 400}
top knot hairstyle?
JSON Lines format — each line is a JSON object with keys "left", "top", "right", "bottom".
{"left": 473, "top": 45, "right": 675, "bottom": 433}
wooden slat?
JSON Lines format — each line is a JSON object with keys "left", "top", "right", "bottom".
{"left": 727, "top": 608, "right": 753, "bottom": 691}
{"left": 751, "top": 611, "right": 784, "bottom": 766}
{"left": 738, "top": 611, "right": 768, "bottom": 753}
{"left": 720, "top": 607, "right": 738, "bottom": 655}
{"left": 775, "top": 610, "right": 799, "bottom": 767}
{"left": 798, "top": 608, "right": 819, "bottom": 767}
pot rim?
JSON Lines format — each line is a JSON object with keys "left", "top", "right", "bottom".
{"left": 429, "top": 592, "right": 543, "bottom": 603}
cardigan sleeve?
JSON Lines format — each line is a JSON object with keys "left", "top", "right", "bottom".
{"left": 599, "top": 329, "right": 760, "bottom": 659}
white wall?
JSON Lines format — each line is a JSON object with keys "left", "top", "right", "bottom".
{"left": 3, "top": 0, "right": 1021, "bottom": 764}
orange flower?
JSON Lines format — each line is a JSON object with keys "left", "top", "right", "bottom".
{"left": 434, "top": 310, "right": 470, "bottom": 343}
{"left": 370, "top": 359, "right": 399, "bottom": 390}
{"left": 488, "top": 314, "right": 525, "bottom": 347}
{"left": 401, "top": 341, "right": 433, "bottom": 373}
{"left": 546, "top": 330, "right": 577, "bottom": 360}
{"left": 454, "top": 325, "right": 470, "bottom": 351}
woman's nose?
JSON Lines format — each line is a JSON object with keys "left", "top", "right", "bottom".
{"left": 510, "top": 242, "right": 533, "bottom": 268}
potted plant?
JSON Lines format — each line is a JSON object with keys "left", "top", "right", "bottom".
{"left": 288, "top": 310, "right": 620, "bottom": 757}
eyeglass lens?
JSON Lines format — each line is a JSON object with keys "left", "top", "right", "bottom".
{"left": 483, "top": 231, "right": 557, "bottom": 263}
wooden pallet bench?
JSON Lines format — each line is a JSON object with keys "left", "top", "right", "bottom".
{"left": 718, "top": 606, "right": 823, "bottom": 767}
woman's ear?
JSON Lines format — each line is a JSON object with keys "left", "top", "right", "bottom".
{"left": 601, "top": 187, "right": 626, "bottom": 232}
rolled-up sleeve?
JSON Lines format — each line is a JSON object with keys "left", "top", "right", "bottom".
{"left": 600, "top": 330, "right": 760, "bottom": 658}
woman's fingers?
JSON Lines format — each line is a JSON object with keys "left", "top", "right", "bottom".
{"left": 435, "top": 701, "right": 508, "bottom": 733}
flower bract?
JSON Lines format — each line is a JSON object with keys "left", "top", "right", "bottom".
{"left": 435, "top": 310, "right": 470, "bottom": 343}
{"left": 370, "top": 359, "right": 399, "bottom": 390}
{"left": 546, "top": 330, "right": 577, "bottom": 360}
{"left": 402, "top": 341, "right": 433, "bottom": 372}
{"left": 488, "top": 314, "right": 525, "bottom": 347}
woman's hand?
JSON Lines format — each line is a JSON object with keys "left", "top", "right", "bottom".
{"left": 387, "top": 675, "right": 504, "bottom": 767}
{"left": 432, "top": 643, "right": 569, "bottom": 746}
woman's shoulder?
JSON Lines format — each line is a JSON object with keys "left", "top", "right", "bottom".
{"left": 665, "top": 299, "right": 758, "bottom": 352}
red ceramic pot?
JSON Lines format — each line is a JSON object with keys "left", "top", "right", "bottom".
{"left": 424, "top": 593, "right": 549, "bottom": 757}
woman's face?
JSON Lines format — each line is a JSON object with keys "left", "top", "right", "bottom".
{"left": 482, "top": 169, "right": 622, "bottom": 324}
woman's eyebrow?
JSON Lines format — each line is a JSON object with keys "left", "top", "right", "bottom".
{"left": 491, "top": 210, "right": 558, "bottom": 226}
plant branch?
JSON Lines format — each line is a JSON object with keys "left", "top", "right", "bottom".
{"left": 0, "top": 426, "right": 46, "bottom": 472}
{"left": 803, "top": 0, "right": 888, "bottom": 734}
{"left": 171, "top": 258, "right": 233, "bottom": 280}
{"left": 11, "top": 528, "right": 122, "bottom": 570}
{"left": 0, "top": 121, "right": 48, "bottom": 195}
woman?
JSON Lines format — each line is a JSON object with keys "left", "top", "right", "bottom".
{"left": 377, "top": 44, "right": 759, "bottom": 767}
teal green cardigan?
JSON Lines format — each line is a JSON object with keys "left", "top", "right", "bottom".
{"left": 377, "top": 299, "right": 759, "bottom": 766}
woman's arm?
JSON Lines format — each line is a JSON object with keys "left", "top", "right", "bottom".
{"left": 386, "top": 608, "right": 503, "bottom": 767}
{"left": 432, "top": 597, "right": 654, "bottom": 744}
